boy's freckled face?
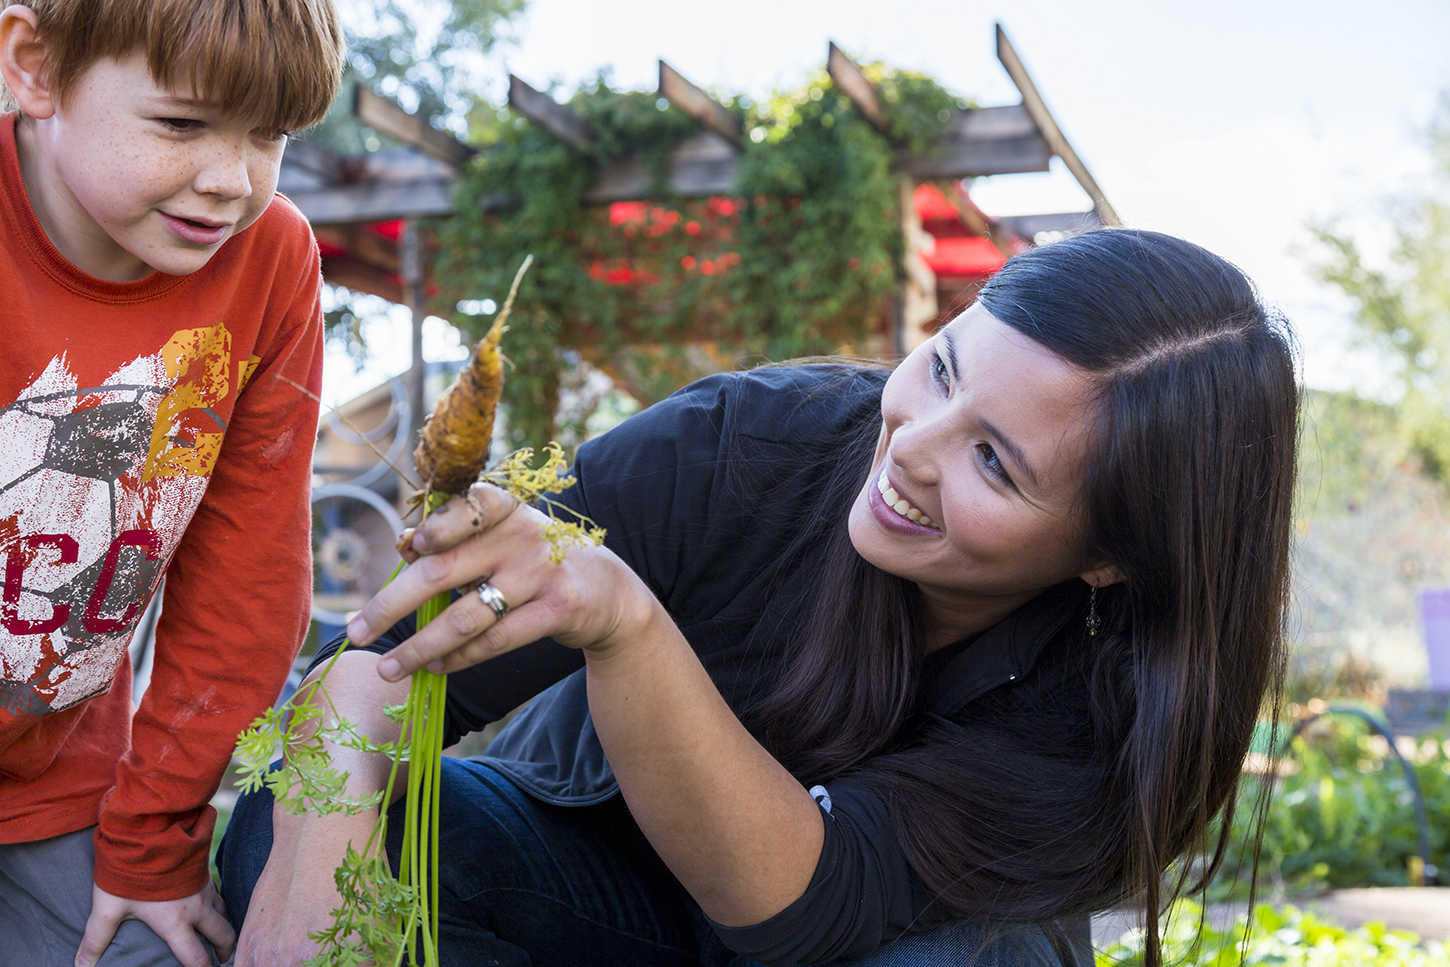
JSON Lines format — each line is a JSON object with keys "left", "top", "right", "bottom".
{"left": 23, "top": 52, "right": 287, "bottom": 281}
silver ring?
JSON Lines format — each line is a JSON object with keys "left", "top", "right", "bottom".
{"left": 476, "top": 582, "right": 509, "bottom": 620}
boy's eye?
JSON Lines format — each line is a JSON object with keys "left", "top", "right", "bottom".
{"left": 159, "top": 117, "right": 202, "bottom": 131}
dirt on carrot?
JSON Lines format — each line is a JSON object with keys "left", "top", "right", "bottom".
{"left": 412, "top": 255, "right": 531, "bottom": 497}
{"left": 413, "top": 312, "right": 504, "bottom": 496}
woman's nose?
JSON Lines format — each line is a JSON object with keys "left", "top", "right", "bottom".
{"left": 888, "top": 413, "right": 945, "bottom": 486}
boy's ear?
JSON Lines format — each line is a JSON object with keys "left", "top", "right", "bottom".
{"left": 0, "top": 6, "right": 56, "bottom": 119}
{"left": 1079, "top": 563, "right": 1125, "bottom": 589}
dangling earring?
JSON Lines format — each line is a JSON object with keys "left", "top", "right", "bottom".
{"left": 1086, "top": 585, "right": 1101, "bottom": 637}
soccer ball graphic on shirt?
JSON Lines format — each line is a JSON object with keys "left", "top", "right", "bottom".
{"left": 0, "top": 328, "right": 234, "bottom": 718}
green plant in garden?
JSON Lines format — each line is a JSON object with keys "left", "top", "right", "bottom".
{"left": 435, "top": 65, "right": 966, "bottom": 444}
{"left": 1098, "top": 900, "right": 1450, "bottom": 966}
{"left": 1210, "top": 714, "right": 1450, "bottom": 900}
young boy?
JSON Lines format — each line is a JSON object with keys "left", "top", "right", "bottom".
{"left": 0, "top": 1, "right": 342, "bottom": 964}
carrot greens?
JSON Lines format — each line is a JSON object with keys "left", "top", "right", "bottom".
{"left": 232, "top": 257, "right": 603, "bottom": 965}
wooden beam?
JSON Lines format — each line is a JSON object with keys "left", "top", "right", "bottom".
{"left": 353, "top": 85, "right": 477, "bottom": 170}
{"left": 995, "top": 24, "right": 1120, "bottom": 226}
{"left": 995, "top": 210, "right": 1104, "bottom": 242}
{"left": 353, "top": 149, "right": 460, "bottom": 184}
{"left": 896, "top": 105, "right": 1050, "bottom": 179}
{"left": 287, "top": 179, "right": 462, "bottom": 226}
{"left": 585, "top": 131, "right": 738, "bottom": 202}
{"left": 588, "top": 105, "right": 1053, "bottom": 201}
{"left": 292, "top": 105, "right": 1055, "bottom": 225}
{"left": 658, "top": 61, "right": 742, "bottom": 147}
{"left": 826, "top": 42, "right": 890, "bottom": 137}
{"left": 312, "top": 224, "right": 400, "bottom": 274}
{"left": 283, "top": 138, "right": 352, "bottom": 184}
{"left": 508, "top": 75, "right": 594, "bottom": 150}
{"left": 320, "top": 255, "right": 403, "bottom": 304}
{"left": 935, "top": 181, "right": 1020, "bottom": 257}
{"left": 936, "top": 181, "right": 992, "bottom": 236}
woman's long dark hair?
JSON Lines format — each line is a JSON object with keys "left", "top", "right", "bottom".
{"left": 745, "top": 229, "right": 1299, "bottom": 966}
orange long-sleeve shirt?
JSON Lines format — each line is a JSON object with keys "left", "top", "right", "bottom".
{"left": 0, "top": 112, "right": 321, "bottom": 900}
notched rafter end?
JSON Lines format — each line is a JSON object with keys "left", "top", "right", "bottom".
{"left": 658, "top": 60, "right": 743, "bottom": 148}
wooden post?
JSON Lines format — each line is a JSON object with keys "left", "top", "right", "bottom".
{"left": 994, "top": 24, "right": 1121, "bottom": 227}
{"left": 354, "top": 85, "right": 476, "bottom": 170}
{"left": 826, "top": 42, "right": 891, "bottom": 137}
{"left": 658, "top": 61, "right": 743, "bottom": 147}
{"left": 401, "top": 220, "right": 427, "bottom": 444}
{"left": 508, "top": 75, "right": 594, "bottom": 150}
{"left": 899, "top": 180, "right": 939, "bottom": 354}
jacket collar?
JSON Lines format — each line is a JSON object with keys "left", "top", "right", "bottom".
{"left": 920, "top": 580, "right": 1088, "bottom": 718}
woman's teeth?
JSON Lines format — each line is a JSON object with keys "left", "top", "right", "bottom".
{"left": 878, "top": 471, "right": 936, "bottom": 529}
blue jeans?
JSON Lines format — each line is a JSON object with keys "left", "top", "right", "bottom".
{"left": 218, "top": 759, "right": 1076, "bottom": 966}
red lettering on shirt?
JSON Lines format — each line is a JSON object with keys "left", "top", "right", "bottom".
{"left": 83, "top": 529, "right": 162, "bottom": 634}
{"left": 2, "top": 534, "right": 78, "bottom": 635}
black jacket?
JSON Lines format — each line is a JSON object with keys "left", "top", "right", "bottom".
{"left": 322, "top": 367, "right": 1091, "bottom": 963}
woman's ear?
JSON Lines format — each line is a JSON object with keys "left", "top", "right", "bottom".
{"left": 1079, "top": 563, "right": 1125, "bottom": 589}
{"left": 0, "top": 6, "right": 57, "bottom": 119}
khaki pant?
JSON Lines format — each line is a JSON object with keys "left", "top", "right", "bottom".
{"left": 0, "top": 826, "right": 218, "bottom": 967}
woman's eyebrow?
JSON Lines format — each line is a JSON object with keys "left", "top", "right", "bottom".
{"left": 979, "top": 417, "right": 1040, "bottom": 490}
{"left": 940, "top": 327, "right": 960, "bottom": 380}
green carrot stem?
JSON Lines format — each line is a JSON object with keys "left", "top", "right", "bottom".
{"left": 402, "top": 671, "right": 426, "bottom": 963}
{"left": 426, "top": 669, "right": 443, "bottom": 951}
{"left": 403, "top": 495, "right": 450, "bottom": 966}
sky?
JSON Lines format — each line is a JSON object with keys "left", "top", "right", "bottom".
{"left": 325, "top": 0, "right": 1450, "bottom": 403}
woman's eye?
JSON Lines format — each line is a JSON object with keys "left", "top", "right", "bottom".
{"left": 929, "top": 352, "right": 949, "bottom": 389}
{"left": 978, "top": 443, "right": 1011, "bottom": 484}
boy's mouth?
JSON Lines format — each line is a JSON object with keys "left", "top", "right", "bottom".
{"left": 161, "top": 212, "right": 230, "bottom": 245}
{"left": 877, "top": 470, "right": 937, "bottom": 529}
{"left": 175, "top": 214, "right": 227, "bottom": 229}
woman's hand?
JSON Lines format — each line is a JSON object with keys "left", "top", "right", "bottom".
{"left": 346, "top": 483, "right": 656, "bottom": 681}
{"left": 346, "top": 483, "right": 824, "bottom": 929}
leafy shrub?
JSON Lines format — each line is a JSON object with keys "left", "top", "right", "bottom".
{"left": 1213, "top": 713, "right": 1450, "bottom": 898}
{"left": 1098, "top": 901, "right": 1450, "bottom": 966}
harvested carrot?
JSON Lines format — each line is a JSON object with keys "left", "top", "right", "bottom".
{"left": 414, "top": 313, "right": 503, "bottom": 495}
{"left": 414, "top": 254, "right": 531, "bottom": 496}
{"left": 234, "top": 254, "right": 604, "bottom": 967}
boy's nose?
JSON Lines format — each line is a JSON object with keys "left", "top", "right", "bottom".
{"left": 194, "top": 143, "right": 253, "bottom": 200}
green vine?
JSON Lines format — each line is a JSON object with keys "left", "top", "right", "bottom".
{"left": 434, "top": 65, "right": 966, "bottom": 444}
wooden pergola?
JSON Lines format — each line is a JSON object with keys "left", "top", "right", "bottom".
{"left": 279, "top": 24, "right": 1118, "bottom": 429}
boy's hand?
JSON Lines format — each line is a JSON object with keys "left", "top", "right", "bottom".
{"left": 76, "top": 881, "right": 235, "bottom": 967}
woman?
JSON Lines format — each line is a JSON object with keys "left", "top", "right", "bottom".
{"left": 222, "top": 229, "right": 1299, "bottom": 967}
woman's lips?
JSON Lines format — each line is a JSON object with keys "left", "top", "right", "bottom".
{"left": 872, "top": 469, "right": 939, "bottom": 532}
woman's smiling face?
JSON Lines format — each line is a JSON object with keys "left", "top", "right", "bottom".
{"left": 848, "top": 304, "right": 1111, "bottom": 643}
